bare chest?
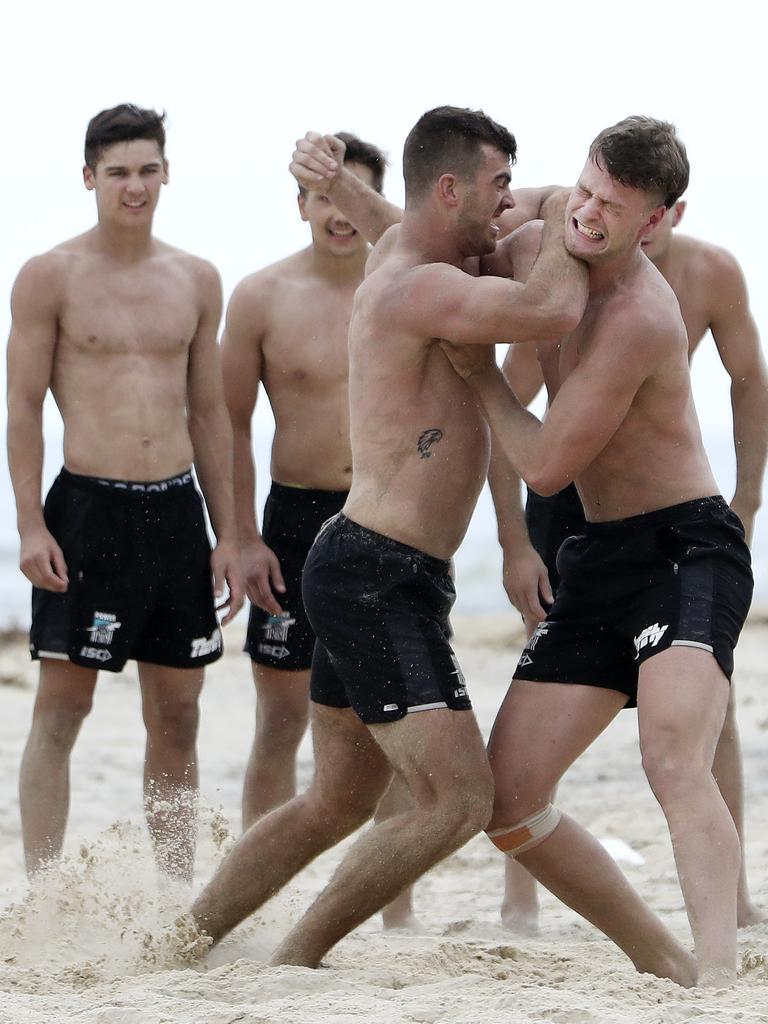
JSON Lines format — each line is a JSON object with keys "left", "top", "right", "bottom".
{"left": 262, "top": 293, "right": 352, "bottom": 391}
{"left": 59, "top": 265, "right": 199, "bottom": 358}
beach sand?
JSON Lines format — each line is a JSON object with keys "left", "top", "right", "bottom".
{"left": 0, "top": 614, "right": 766, "bottom": 1023}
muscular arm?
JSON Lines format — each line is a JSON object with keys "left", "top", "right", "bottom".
{"left": 220, "top": 277, "right": 286, "bottom": 615}
{"left": 401, "top": 206, "right": 587, "bottom": 345}
{"left": 459, "top": 314, "right": 661, "bottom": 496}
{"left": 708, "top": 251, "right": 768, "bottom": 542}
{"left": 6, "top": 255, "right": 68, "bottom": 591}
{"left": 186, "top": 262, "right": 243, "bottom": 622}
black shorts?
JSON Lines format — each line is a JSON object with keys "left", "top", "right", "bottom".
{"left": 245, "top": 483, "right": 348, "bottom": 670}
{"left": 30, "top": 468, "right": 221, "bottom": 673}
{"left": 304, "top": 514, "right": 472, "bottom": 724}
{"left": 513, "top": 496, "right": 753, "bottom": 707}
{"left": 525, "top": 483, "right": 586, "bottom": 595}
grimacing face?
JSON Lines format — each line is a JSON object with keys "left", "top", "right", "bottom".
{"left": 455, "top": 145, "right": 513, "bottom": 256}
{"left": 298, "top": 161, "right": 375, "bottom": 258}
{"left": 84, "top": 139, "right": 168, "bottom": 225}
{"left": 564, "top": 157, "right": 666, "bottom": 264}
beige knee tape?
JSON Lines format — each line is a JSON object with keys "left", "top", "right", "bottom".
{"left": 487, "top": 804, "right": 561, "bottom": 857}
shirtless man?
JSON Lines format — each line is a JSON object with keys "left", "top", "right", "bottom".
{"left": 187, "top": 106, "right": 606, "bottom": 969}
{"left": 442, "top": 116, "right": 753, "bottom": 986}
{"left": 221, "top": 134, "right": 417, "bottom": 928}
{"left": 6, "top": 105, "right": 243, "bottom": 881}
{"left": 493, "top": 198, "right": 767, "bottom": 934}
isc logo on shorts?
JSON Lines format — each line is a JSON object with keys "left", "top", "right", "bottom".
{"left": 80, "top": 646, "right": 112, "bottom": 662}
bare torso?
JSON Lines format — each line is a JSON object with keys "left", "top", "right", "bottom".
{"left": 540, "top": 252, "right": 718, "bottom": 521}
{"left": 48, "top": 230, "right": 208, "bottom": 480}
{"left": 345, "top": 244, "right": 490, "bottom": 559}
{"left": 650, "top": 233, "right": 725, "bottom": 357}
{"left": 247, "top": 249, "right": 356, "bottom": 490}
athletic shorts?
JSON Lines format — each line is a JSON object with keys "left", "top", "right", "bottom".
{"left": 245, "top": 482, "right": 348, "bottom": 670}
{"left": 525, "top": 483, "right": 586, "bottom": 594}
{"left": 30, "top": 468, "right": 222, "bottom": 672}
{"left": 304, "top": 514, "right": 472, "bottom": 725}
{"left": 513, "top": 496, "right": 753, "bottom": 707}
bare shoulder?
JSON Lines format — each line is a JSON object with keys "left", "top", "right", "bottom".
{"left": 11, "top": 245, "right": 76, "bottom": 310}
{"left": 600, "top": 267, "right": 685, "bottom": 364}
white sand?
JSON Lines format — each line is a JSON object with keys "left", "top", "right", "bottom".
{"left": 0, "top": 615, "right": 767, "bottom": 1023}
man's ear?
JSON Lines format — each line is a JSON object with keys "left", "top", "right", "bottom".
{"left": 162, "top": 158, "right": 170, "bottom": 185}
{"left": 639, "top": 203, "right": 667, "bottom": 240}
{"left": 671, "top": 199, "right": 686, "bottom": 227}
{"left": 436, "top": 173, "right": 460, "bottom": 207}
{"left": 83, "top": 163, "right": 96, "bottom": 191}
{"left": 297, "top": 192, "right": 308, "bottom": 222}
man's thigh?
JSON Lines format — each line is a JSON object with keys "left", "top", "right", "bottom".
{"left": 488, "top": 680, "right": 626, "bottom": 819}
{"left": 637, "top": 647, "right": 730, "bottom": 769}
{"left": 309, "top": 703, "right": 393, "bottom": 812}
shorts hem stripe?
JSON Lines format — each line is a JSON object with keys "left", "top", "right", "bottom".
{"left": 670, "top": 639, "right": 714, "bottom": 653}
{"left": 36, "top": 650, "right": 70, "bottom": 661}
{"left": 407, "top": 701, "right": 448, "bottom": 713}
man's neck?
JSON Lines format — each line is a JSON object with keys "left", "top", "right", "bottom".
{"left": 92, "top": 221, "right": 156, "bottom": 262}
{"left": 308, "top": 245, "right": 368, "bottom": 284}
{"left": 587, "top": 245, "right": 644, "bottom": 297}
{"left": 399, "top": 214, "right": 465, "bottom": 268}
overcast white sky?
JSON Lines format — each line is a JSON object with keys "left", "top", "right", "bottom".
{"left": 0, "top": 0, "right": 765, "bottom": 608}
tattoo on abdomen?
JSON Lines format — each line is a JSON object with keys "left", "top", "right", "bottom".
{"left": 417, "top": 428, "right": 444, "bottom": 459}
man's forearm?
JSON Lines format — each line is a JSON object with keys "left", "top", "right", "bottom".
{"left": 732, "top": 381, "right": 768, "bottom": 511}
{"left": 468, "top": 369, "right": 544, "bottom": 486}
{"left": 487, "top": 439, "right": 530, "bottom": 551}
{"left": 231, "top": 427, "right": 261, "bottom": 544}
{"left": 7, "top": 404, "right": 46, "bottom": 534}
{"left": 189, "top": 410, "right": 238, "bottom": 543}
{"left": 328, "top": 168, "right": 402, "bottom": 244}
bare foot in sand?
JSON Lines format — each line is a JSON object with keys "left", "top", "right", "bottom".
{"left": 381, "top": 889, "right": 422, "bottom": 932}
{"left": 141, "top": 912, "right": 212, "bottom": 969}
{"left": 738, "top": 900, "right": 767, "bottom": 928}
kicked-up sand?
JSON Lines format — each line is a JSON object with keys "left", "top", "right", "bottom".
{"left": 0, "top": 614, "right": 766, "bottom": 1023}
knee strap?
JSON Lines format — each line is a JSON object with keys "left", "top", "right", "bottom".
{"left": 487, "top": 804, "right": 561, "bottom": 857}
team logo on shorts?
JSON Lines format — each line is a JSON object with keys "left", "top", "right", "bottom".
{"left": 262, "top": 613, "right": 296, "bottom": 642}
{"left": 257, "top": 643, "right": 290, "bottom": 660}
{"left": 87, "top": 611, "right": 122, "bottom": 646}
{"left": 518, "top": 621, "right": 550, "bottom": 668}
{"left": 633, "top": 622, "right": 669, "bottom": 659}
{"left": 190, "top": 628, "right": 222, "bottom": 658}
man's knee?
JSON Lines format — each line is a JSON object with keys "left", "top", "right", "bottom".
{"left": 255, "top": 700, "right": 309, "bottom": 750}
{"left": 32, "top": 691, "right": 93, "bottom": 748}
{"left": 641, "top": 732, "right": 711, "bottom": 802}
{"left": 487, "top": 803, "right": 562, "bottom": 857}
{"left": 144, "top": 697, "right": 200, "bottom": 749}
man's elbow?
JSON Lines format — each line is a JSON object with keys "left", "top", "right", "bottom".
{"left": 524, "top": 462, "right": 570, "bottom": 498}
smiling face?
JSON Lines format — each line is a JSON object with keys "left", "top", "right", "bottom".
{"left": 83, "top": 139, "right": 168, "bottom": 227}
{"left": 565, "top": 157, "right": 666, "bottom": 264}
{"left": 455, "top": 144, "right": 514, "bottom": 256}
{"left": 299, "top": 161, "right": 375, "bottom": 259}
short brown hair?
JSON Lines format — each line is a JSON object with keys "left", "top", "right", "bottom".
{"left": 588, "top": 116, "right": 689, "bottom": 208}
{"left": 403, "top": 106, "right": 517, "bottom": 204}
{"left": 85, "top": 104, "right": 166, "bottom": 169}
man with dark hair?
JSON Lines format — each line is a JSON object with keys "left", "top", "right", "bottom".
{"left": 186, "top": 106, "right": 595, "bottom": 970}
{"left": 442, "top": 116, "right": 752, "bottom": 986}
{"left": 222, "top": 130, "right": 417, "bottom": 927}
{"left": 7, "top": 103, "right": 243, "bottom": 881}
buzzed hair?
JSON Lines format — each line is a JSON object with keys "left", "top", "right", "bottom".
{"left": 403, "top": 106, "right": 517, "bottom": 204}
{"left": 588, "top": 116, "right": 689, "bottom": 208}
{"left": 85, "top": 104, "right": 166, "bottom": 169}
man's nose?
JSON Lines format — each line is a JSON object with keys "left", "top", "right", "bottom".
{"left": 499, "top": 189, "right": 514, "bottom": 212}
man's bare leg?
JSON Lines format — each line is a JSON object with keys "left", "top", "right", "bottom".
{"left": 270, "top": 708, "right": 493, "bottom": 967}
{"left": 489, "top": 680, "right": 696, "bottom": 986}
{"left": 375, "top": 774, "right": 419, "bottom": 930}
{"left": 501, "top": 839, "right": 541, "bottom": 934}
{"left": 192, "top": 704, "right": 392, "bottom": 943}
{"left": 712, "top": 685, "right": 765, "bottom": 927}
{"left": 242, "top": 665, "right": 310, "bottom": 830}
{"left": 139, "top": 662, "right": 204, "bottom": 883}
{"left": 19, "top": 659, "right": 98, "bottom": 874}
{"left": 638, "top": 648, "right": 740, "bottom": 986}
